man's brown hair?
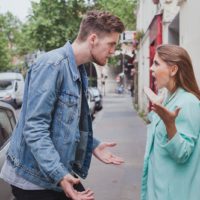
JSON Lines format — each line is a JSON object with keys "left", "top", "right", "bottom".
{"left": 77, "top": 10, "right": 125, "bottom": 41}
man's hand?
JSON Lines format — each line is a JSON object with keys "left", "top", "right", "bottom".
{"left": 60, "top": 174, "right": 94, "bottom": 200}
{"left": 93, "top": 142, "right": 124, "bottom": 165}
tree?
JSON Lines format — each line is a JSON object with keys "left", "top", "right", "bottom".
{"left": 92, "top": 0, "right": 137, "bottom": 30}
{"left": 0, "top": 12, "right": 26, "bottom": 71}
{"left": 22, "top": 0, "right": 137, "bottom": 52}
{"left": 0, "top": 32, "right": 11, "bottom": 71}
{"left": 26, "top": 0, "right": 87, "bottom": 51}
{"left": 2, "top": 12, "right": 22, "bottom": 51}
{"left": 16, "top": 23, "right": 37, "bottom": 56}
{"left": 0, "top": 14, "right": 11, "bottom": 71}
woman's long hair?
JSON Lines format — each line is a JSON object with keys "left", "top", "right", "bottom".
{"left": 156, "top": 44, "right": 200, "bottom": 100}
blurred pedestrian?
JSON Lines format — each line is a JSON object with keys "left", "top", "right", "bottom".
{"left": 142, "top": 44, "right": 200, "bottom": 200}
{"left": 0, "top": 10, "right": 125, "bottom": 200}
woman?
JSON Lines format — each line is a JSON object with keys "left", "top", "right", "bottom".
{"left": 141, "top": 44, "right": 200, "bottom": 200}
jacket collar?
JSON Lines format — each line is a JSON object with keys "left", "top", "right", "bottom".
{"left": 163, "top": 87, "right": 185, "bottom": 106}
{"left": 64, "top": 41, "right": 88, "bottom": 91}
{"left": 64, "top": 41, "right": 81, "bottom": 82}
{"left": 153, "top": 87, "right": 185, "bottom": 126}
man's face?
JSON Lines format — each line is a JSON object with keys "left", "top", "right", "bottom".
{"left": 90, "top": 32, "right": 120, "bottom": 66}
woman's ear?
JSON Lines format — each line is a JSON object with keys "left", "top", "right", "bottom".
{"left": 170, "top": 65, "right": 178, "bottom": 76}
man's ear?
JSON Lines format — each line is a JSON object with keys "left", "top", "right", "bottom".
{"left": 88, "top": 33, "right": 97, "bottom": 46}
{"left": 170, "top": 65, "right": 178, "bottom": 76}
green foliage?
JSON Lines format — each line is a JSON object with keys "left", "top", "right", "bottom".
{"left": 108, "top": 56, "right": 119, "bottom": 67}
{"left": 0, "top": 14, "right": 12, "bottom": 71}
{"left": 92, "top": 0, "right": 137, "bottom": 30}
{"left": 0, "top": 0, "right": 138, "bottom": 72}
{"left": 135, "top": 29, "right": 144, "bottom": 41}
{"left": 0, "top": 12, "right": 26, "bottom": 71}
{"left": 23, "top": 0, "right": 137, "bottom": 51}
{"left": 16, "top": 24, "right": 37, "bottom": 55}
{"left": 26, "top": 0, "right": 87, "bottom": 51}
{"left": 2, "top": 12, "right": 22, "bottom": 47}
{"left": 0, "top": 32, "right": 11, "bottom": 71}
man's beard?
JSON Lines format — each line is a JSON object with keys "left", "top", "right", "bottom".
{"left": 90, "top": 49, "right": 106, "bottom": 66}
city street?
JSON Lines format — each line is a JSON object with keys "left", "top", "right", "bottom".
{"left": 1, "top": 0, "right": 200, "bottom": 199}
{"left": 83, "top": 93, "right": 147, "bottom": 200}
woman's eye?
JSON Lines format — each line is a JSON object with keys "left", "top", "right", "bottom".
{"left": 154, "top": 61, "right": 159, "bottom": 66}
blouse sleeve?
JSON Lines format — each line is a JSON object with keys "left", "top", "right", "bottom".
{"left": 161, "top": 99, "right": 200, "bottom": 163}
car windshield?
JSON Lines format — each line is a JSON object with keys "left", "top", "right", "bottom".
{"left": 0, "top": 80, "right": 14, "bottom": 90}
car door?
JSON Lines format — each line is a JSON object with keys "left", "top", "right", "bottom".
{"left": 0, "top": 102, "right": 16, "bottom": 200}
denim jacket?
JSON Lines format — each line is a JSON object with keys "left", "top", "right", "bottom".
{"left": 7, "top": 42, "right": 100, "bottom": 191}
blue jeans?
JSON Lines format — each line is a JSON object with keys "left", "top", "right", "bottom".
{"left": 11, "top": 183, "right": 85, "bottom": 200}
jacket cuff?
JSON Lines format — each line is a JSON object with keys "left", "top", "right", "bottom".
{"left": 50, "top": 163, "right": 69, "bottom": 185}
{"left": 162, "top": 132, "right": 179, "bottom": 150}
{"left": 161, "top": 132, "right": 188, "bottom": 163}
{"left": 93, "top": 137, "right": 100, "bottom": 150}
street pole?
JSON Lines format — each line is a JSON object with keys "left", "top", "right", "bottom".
{"left": 122, "top": 52, "right": 125, "bottom": 91}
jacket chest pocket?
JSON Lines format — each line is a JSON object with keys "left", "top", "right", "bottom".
{"left": 56, "top": 93, "right": 79, "bottom": 125}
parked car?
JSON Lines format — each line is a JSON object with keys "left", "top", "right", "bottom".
{"left": 88, "top": 87, "right": 103, "bottom": 111}
{"left": 87, "top": 89, "right": 96, "bottom": 119}
{"left": 0, "top": 101, "right": 17, "bottom": 200}
{"left": 0, "top": 72, "right": 25, "bottom": 109}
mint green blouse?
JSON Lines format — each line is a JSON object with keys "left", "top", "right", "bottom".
{"left": 141, "top": 88, "right": 200, "bottom": 200}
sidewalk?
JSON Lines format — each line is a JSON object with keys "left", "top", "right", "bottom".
{"left": 83, "top": 93, "right": 147, "bottom": 200}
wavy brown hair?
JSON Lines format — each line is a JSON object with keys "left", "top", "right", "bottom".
{"left": 77, "top": 10, "right": 125, "bottom": 41}
{"left": 156, "top": 44, "right": 200, "bottom": 100}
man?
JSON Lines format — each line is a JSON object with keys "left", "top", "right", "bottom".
{"left": 0, "top": 10, "right": 125, "bottom": 200}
